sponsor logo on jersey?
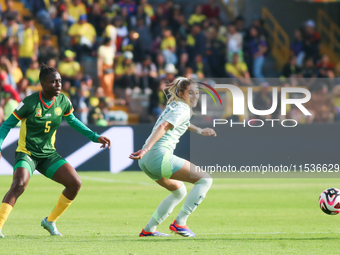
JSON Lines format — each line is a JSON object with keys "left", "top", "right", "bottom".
{"left": 35, "top": 108, "right": 42, "bottom": 117}
{"left": 45, "top": 114, "right": 51, "bottom": 117}
{"left": 55, "top": 107, "right": 62, "bottom": 116}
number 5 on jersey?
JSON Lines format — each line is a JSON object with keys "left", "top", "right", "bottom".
{"left": 45, "top": 121, "right": 51, "bottom": 133}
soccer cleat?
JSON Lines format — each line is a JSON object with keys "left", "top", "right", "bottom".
{"left": 169, "top": 220, "right": 196, "bottom": 237}
{"left": 41, "top": 217, "right": 63, "bottom": 236}
{"left": 139, "top": 229, "right": 170, "bottom": 237}
{"left": 0, "top": 229, "right": 4, "bottom": 238}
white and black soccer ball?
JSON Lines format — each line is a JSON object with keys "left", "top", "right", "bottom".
{"left": 319, "top": 188, "right": 340, "bottom": 215}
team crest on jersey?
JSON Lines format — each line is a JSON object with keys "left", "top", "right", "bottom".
{"left": 35, "top": 108, "right": 42, "bottom": 117}
{"left": 55, "top": 107, "right": 62, "bottom": 116}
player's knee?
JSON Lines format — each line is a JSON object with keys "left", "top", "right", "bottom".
{"left": 11, "top": 180, "right": 26, "bottom": 196}
{"left": 172, "top": 184, "right": 187, "bottom": 200}
{"left": 73, "top": 178, "right": 82, "bottom": 191}
{"left": 196, "top": 173, "right": 213, "bottom": 189}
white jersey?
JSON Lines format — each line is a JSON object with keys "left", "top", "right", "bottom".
{"left": 144, "top": 101, "right": 191, "bottom": 152}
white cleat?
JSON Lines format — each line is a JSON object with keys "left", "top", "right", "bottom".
{"left": 0, "top": 229, "right": 4, "bottom": 238}
{"left": 41, "top": 217, "right": 63, "bottom": 236}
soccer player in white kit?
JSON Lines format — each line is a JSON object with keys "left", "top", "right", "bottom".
{"left": 130, "top": 77, "right": 216, "bottom": 237}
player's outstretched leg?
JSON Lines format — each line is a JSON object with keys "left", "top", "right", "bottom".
{"left": 140, "top": 179, "right": 186, "bottom": 237}
{"left": 41, "top": 163, "right": 81, "bottom": 236}
{"left": 169, "top": 161, "right": 213, "bottom": 237}
{"left": 0, "top": 167, "right": 31, "bottom": 238}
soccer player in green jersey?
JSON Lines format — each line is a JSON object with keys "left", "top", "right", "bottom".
{"left": 0, "top": 64, "right": 111, "bottom": 237}
{"left": 130, "top": 77, "right": 216, "bottom": 237}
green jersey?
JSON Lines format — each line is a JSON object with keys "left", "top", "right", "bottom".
{"left": 13, "top": 91, "right": 74, "bottom": 158}
{"left": 144, "top": 100, "right": 191, "bottom": 152}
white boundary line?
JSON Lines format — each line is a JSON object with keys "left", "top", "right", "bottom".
{"left": 103, "top": 232, "right": 340, "bottom": 237}
{"left": 80, "top": 175, "right": 156, "bottom": 186}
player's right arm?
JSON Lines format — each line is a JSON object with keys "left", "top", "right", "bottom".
{"left": 0, "top": 114, "right": 20, "bottom": 158}
{"left": 129, "top": 121, "right": 173, "bottom": 160}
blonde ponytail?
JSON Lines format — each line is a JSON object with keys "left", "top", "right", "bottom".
{"left": 164, "top": 77, "right": 195, "bottom": 105}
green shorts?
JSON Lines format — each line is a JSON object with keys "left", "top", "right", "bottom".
{"left": 14, "top": 152, "right": 68, "bottom": 179}
{"left": 138, "top": 147, "right": 186, "bottom": 181}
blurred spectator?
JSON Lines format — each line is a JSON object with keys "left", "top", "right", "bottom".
{"left": 235, "top": 15, "right": 246, "bottom": 38}
{"left": 18, "top": 16, "right": 38, "bottom": 75}
{"left": 58, "top": 50, "right": 81, "bottom": 87}
{"left": 305, "top": 83, "right": 333, "bottom": 123}
{"left": 252, "top": 83, "right": 272, "bottom": 119}
{"left": 0, "top": 71, "right": 20, "bottom": 102}
{"left": 156, "top": 53, "right": 166, "bottom": 78}
{"left": 74, "top": 83, "right": 90, "bottom": 124}
{"left": 1, "top": 0, "right": 19, "bottom": 23}
{"left": 186, "top": 24, "right": 206, "bottom": 64}
{"left": 88, "top": 1, "right": 104, "bottom": 35}
{"left": 97, "top": 37, "right": 115, "bottom": 98}
{"left": 290, "top": 29, "right": 304, "bottom": 66}
{"left": 121, "top": 29, "right": 140, "bottom": 58}
{"left": 130, "top": 5, "right": 151, "bottom": 28}
{"left": 68, "top": 0, "right": 87, "bottom": 23}
{"left": 25, "top": 60, "right": 40, "bottom": 86}
{"left": 47, "top": 58, "right": 57, "bottom": 69}
{"left": 246, "top": 26, "right": 267, "bottom": 80}
{"left": 103, "top": 0, "right": 121, "bottom": 19}
{"left": 191, "top": 54, "right": 210, "bottom": 78}
{"left": 188, "top": 5, "right": 206, "bottom": 26}
{"left": 38, "top": 35, "right": 58, "bottom": 65}
{"left": 300, "top": 57, "right": 317, "bottom": 88}
{"left": 31, "top": 0, "right": 54, "bottom": 31}
{"left": 281, "top": 55, "right": 301, "bottom": 79}
{"left": 0, "top": 56, "right": 16, "bottom": 88}
{"left": 11, "top": 58, "right": 23, "bottom": 86}
{"left": 317, "top": 54, "right": 334, "bottom": 79}
{"left": 82, "top": 74, "right": 93, "bottom": 90}
{"left": 227, "top": 22, "right": 243, "bottom": 62}
{"left": 0, "top": 17, "right": 7, "bottom": 42}
{"left": 135, "top": 55, "right": 157, "bottom": 92}
{"left": 0, "top": 36, "right": 17, "bottom": 59}
{"left": 88, "top": 97, "right": 109, "bottom": 126}
{"left": 68, "top": 14, "right": 97, "bottom": 61}
{"left": 164, "top": 63, "right": 176, "bottom": 82}
{"left": 177, "top": 52, "right": 188, "bottom": 77}
{"left": 102, "top": 17, "right": 117, "bottom": 53}
{"left": 303, "top": 20, "right": 321, "bottom": 63}
{"left": 114, "top": 16, "right": 129, "bottom": 52}
{"left": 202, "top": 0, "right": 220, "bottom": 19}
{"left": 149, "top": 79, "right": 167, "bottom": 117}
{"left": 248, "top": 15, "right": 268, "bottom": 40}
{"left": 140, "top": 0, "right": 154, "bottom": 20}
{"left": 133, "top": 15, "right": 152, "bottom": 61}
{"left": 225, "top": 53, "right": 251, "bottom": 85}
{"left": 5, "top": 15, "right": 19, "bottom": 39}
{"left": 118, "top": 0, "right": 136, "bottom": 17}
{"left": 53, "top": 11, "right": 73, "bottom": 53}
{"left": 151, "top": 17, "right": 168, "bottom": 41}
{"left": 206, "top": 26, "right": 225, "bottom": 77}
{"left": 1, "top": 91, "right": 18, "bottom": 121}
{"left": 161, "top": 27, "right": 177, "bottom": 65}
{"left": 114, "top": 51, "right": 137, "bottom": 100}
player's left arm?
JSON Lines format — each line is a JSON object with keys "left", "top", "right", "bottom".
{"left": 0, "top": 114, "right": 20, "bottom": 159}
{"left": 188, "top": 123, "right": 217, "bottom": 137}
{"left": 64, "top": 113, "right": 111, "bottom": 149}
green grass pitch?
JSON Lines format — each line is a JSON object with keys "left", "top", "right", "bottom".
{"left": 0, "top": 172, "right": 339, "bottom": 254}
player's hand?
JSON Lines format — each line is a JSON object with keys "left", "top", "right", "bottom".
{"left": 129, "top": 148, "right": 149, "bottom": 160}
{"left": 98, "top": 136, "right": 111, "bottom": 149}
{"left": 202, "top": 128, "right": 217, "bottom": 137}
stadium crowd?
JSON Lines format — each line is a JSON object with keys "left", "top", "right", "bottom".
{"left": 0, "top": 0, "right": 340, "bottom": 125}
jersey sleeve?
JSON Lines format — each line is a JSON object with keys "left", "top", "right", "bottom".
{"left": 161, "top": 103, "right": 189, "bottom": 129}
{"left": 63, "top": 95, "right": 74, "bottom": 116}
{"left": 12, "top": 98, "right": 31, "bottom": 120}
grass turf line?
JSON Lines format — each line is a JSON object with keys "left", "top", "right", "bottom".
{"left": 0, "top": 172, "right": 339, "bottom": 254}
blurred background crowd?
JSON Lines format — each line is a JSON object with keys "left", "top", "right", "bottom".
{"left": 0, "top": 0, "right": 340, "bottom": 125}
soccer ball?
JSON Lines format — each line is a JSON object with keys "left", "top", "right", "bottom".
{"left": 319, "top": 188, "right": 340, "bottom": 215}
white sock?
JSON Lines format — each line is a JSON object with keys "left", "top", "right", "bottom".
{"left": 176, "top": 175, "right": 213, "bottom": 226}
{"left": 144, "top": 184, "right": 187, "bottom": 232}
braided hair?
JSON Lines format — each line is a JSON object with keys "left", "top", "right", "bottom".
{"left": 39, "top": 63, "right": 58, "bottom": 83}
